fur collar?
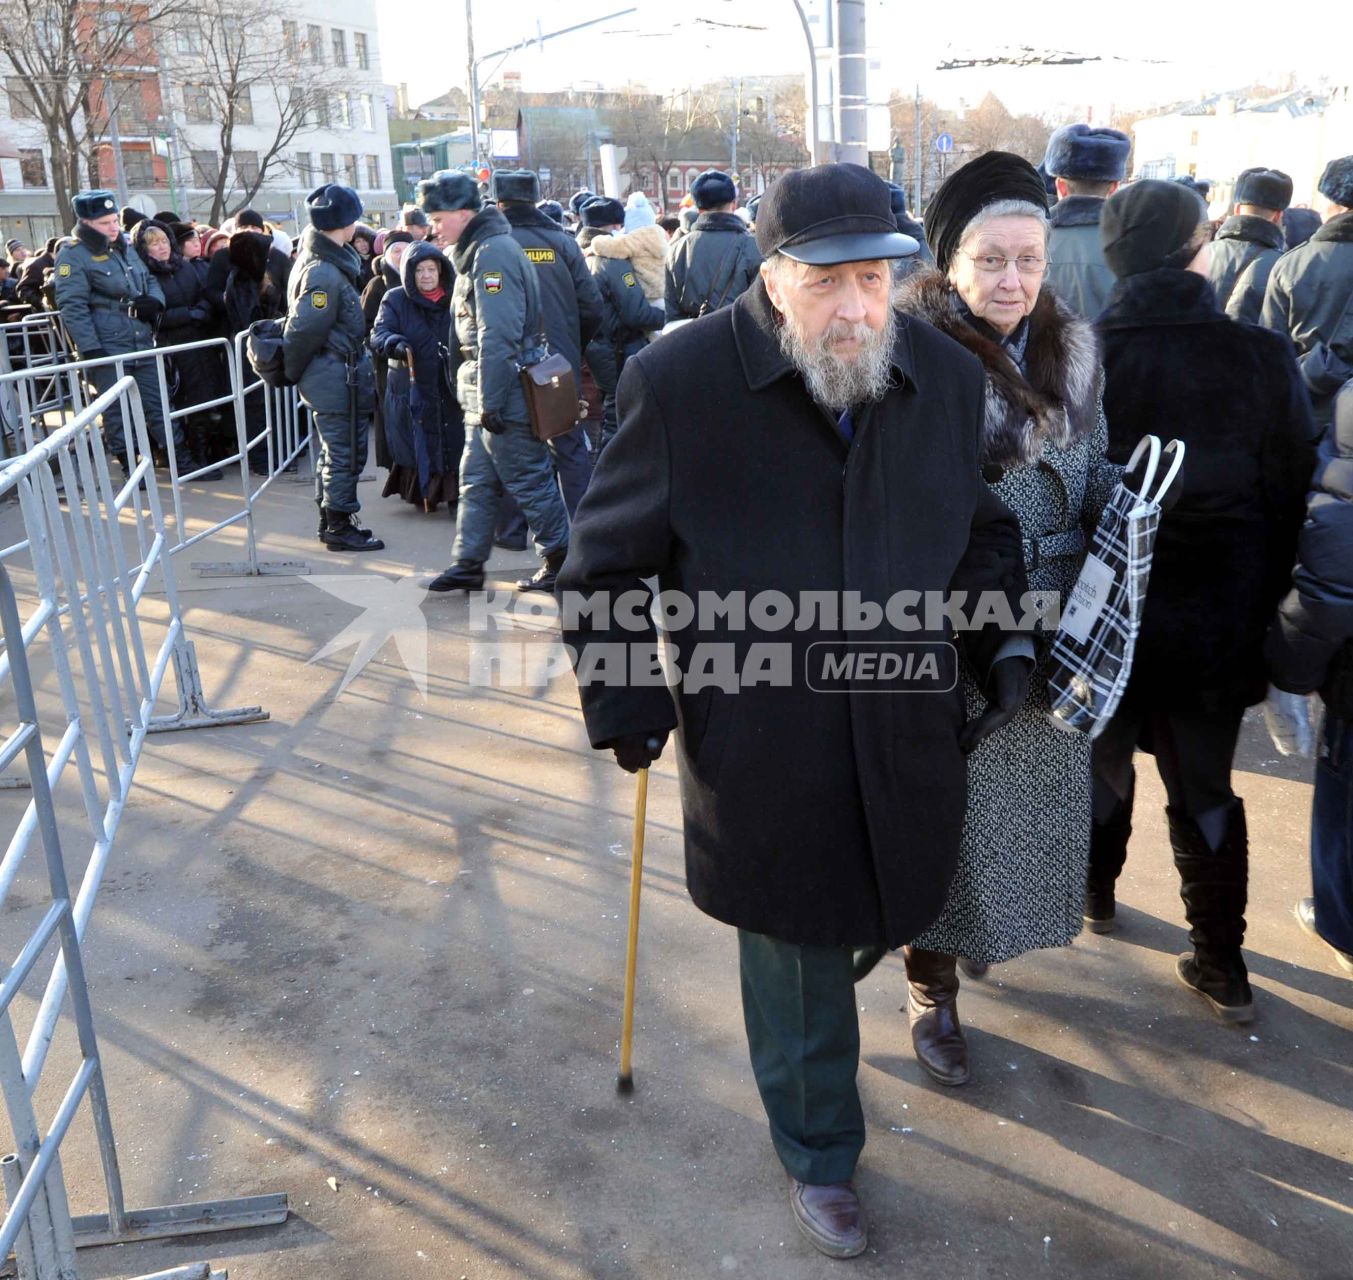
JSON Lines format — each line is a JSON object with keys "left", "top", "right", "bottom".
{"left": 894, "top": 270, "right": 1100, "bottom": 467}
{"left": 1048, "top": 196, "right": 1105, "bottom": 229}
{"left": 589, "top": 224, "right": 667, "bottom": 300}
{"left": 1314, "top": 210, "right": 1353, "bottom": 244}
{"left": 1216, "top": 214, "right": 1284, "bottom": 251}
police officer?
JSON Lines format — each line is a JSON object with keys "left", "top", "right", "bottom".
{"left": 664, "top": 169, "right": 762, "bottom": 323}
{"left": 1041, "top": 124, "right": 1131, "bottom": 319}
{"left": 493, "top": 168, "right": 602, "bottom": 515}
{"left": 1213, "top": 168, "right": 1294, "bottom": 323}
{"left": 417, "top": 170, "right": 571, "bottom": 595}
{"left": 282, "top": 183, "right": 383, "bottom": 553}
{"left": 54, "top": 189, "right": 207, "bottom": 475}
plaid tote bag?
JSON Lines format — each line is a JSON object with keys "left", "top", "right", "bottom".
{"left": 1047, "top": 435, "right": 1185, "bottom": 738}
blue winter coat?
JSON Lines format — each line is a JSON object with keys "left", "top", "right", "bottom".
{"left": 370, "top": 241, "right": 464, "bottom": 488}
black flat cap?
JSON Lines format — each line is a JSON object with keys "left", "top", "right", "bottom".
{"left": 755, "top": 164, "right": 918, "bottom": 264}
{"left": 1234, "top": 167, "right": 1293, "bottom": 212}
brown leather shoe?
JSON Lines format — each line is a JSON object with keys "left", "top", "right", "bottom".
{"left": 903, "top": 946, "right": 970, "bottom": 1086}
{"left": 788, "top": 1179, "right": 867, "bottom": 1259}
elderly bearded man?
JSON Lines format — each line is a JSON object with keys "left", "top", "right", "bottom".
{"left": 560, "top": 165, "right": 1033, "bottom": 1257}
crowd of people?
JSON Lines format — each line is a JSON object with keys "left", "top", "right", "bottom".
{"left": 27, "top": 127, "right": 1353, "bottom": 1258}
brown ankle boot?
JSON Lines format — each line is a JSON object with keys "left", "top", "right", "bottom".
{"left": 903, "top": 946, "right": 969, "bottom": 1086}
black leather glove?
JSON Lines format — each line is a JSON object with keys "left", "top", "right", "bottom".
{"left": 959, "top": 655, "right": 1031, "bottom": 755}
{"left": 606, "top": 730, "right": 668, "bottom": 774}
{"left": 479, "top": 409, "right": 508, "bottom": 435}
{"left": 390, "top": 341, "right": 409, "bottom": 361}
{"left": 130, "top": 294, "right": 163, "bottom": 324}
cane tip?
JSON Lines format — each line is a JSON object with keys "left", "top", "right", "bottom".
{"left": 616, "top": 1072, "right": 635, "bottom": 1095}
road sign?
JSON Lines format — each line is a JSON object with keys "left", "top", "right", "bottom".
{"left": 935, "top": 133, "right": 954, "bottom": 154}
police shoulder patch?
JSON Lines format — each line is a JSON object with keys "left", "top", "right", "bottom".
{"left": 622, "top": 271, "right": 637, "bottom": 288}
{"left": 58, "top": 263, "right": 71, "bottom": 277}
{"left": 311, "top": 290, "right": 328, "bottom": 309}
{"left": 483, "top": 272, "right": 503, "bottom": 294}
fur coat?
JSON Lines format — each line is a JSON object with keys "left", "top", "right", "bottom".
{"left": 896, "top": 270, "right": 1120, "bottom": 963}
{"left": 588, "top": 223, "right": 667, "bottom": 302}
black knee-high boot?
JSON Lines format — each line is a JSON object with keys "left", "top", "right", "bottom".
{"left": 1170, "top": 802, "right": 1254, "bottom": 1023}
{"left": 1085, "top": 817, "right": 1132, "bottom": 932}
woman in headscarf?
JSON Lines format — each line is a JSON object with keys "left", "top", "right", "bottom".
{"left": 130, "top": 219, "right": 224, "bottom": 477}
{"left": 886, "top": 151, "right": 1120, "bottom": 1085}
{"left": 370, "top": 240, "right": 463, "bottom": 512}
{"left": 351, "top": 223, "right": 377, "bottom": 290}
{"left": 361, "top": 230, "right": 414, "bottom": 470}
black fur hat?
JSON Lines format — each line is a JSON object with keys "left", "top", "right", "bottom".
{"left": 417, "top": 170, "right": 482, "bottom": 214}
{"left": 569, "top": 189, "right": 597, "bottom": 216}
{"left": 73, "top": 190, "right": 118, "bottom": 220}
{"left": 691, "top": 170, "right": 736, "bottom": 210}
{"left": 1318, "top": 155, "right": 1353, "bottom": 209}
{"left": 1043, "top": 124, "right": 1130, "bottom": 182}
{"left": 537, "top": 200, "right": 565, "bottom": 226}
{"left": 306, "top": 184, "right": 363, "bottom": 231}
{"left": 1234, "top": 168, "right": 1293, "bottom": 212}
{"left": 492, "top": 170, "right": 541, "bottom": 203}
{"left": 581, "top": 197, "right": 625, "bottom": 228}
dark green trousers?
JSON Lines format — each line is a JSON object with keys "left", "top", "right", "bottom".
{"left": 737, "top": 930, "right": 865, "bottom": 1185}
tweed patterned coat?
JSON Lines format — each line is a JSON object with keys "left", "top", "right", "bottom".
{"left": 896, "top": 273, "right": 1121, "bottom": 962}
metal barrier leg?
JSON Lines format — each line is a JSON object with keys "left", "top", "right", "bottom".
{"left": 2, "top": 1154, "right": 42, "bottom": 1279}
{"left": 147, "top": 638, "right": 268, "bottom": 733}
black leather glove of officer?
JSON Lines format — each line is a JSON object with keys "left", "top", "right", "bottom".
{"left": 130, "top": 294, "right": 163, "bottom": 324}
{"left": 479, "top": 409, "right": 508, "bottom": 435}
{"left": 606, "top": 730, "right": 669, "bottom": 774}
{"left": 959, "top": 655, "right": 1032, "bottom": 755}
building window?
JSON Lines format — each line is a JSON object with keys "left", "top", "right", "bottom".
{"left": 313, "top": 97, "right": 330, "bottom": 129}
{"left": 183, "top": 85, "right": 213, "bottom": 122}
{"left": 123, "top": 149, "right": 155, "bottom": 187}
{"left": 320, "top": 152, "right": 336, "bottom": 181}
{"left": 6, "top": 77, "right": 38, "bottom": 120}
{"left": 191, "top": 149, "right": 219, "bottom": 186}
{"left": 235, "top": 150, "right": 259, "bottom": 187}
{"left": 307, "top": 24, "right": 323, "bottom": 63}
{"left": 366, "top": 154, "right": 380, "bottom": 188}
{"left": 354, "top": 32, "right": 369, "bottom": 70}
{"left": 360, "top": 93, "right": 375, "bottom": 131}
{"left": 282, "top": 21, "right": 299, "bottom": 58}
{"left": 666, "top": 169, "right": 682, "bottom": 192}
{"left": 95, "top": 10, "right": 136, "bottom": 51}
{"left": 342, "top": 153, "right": 359, "bottom": 185}
{"left": 176, "top": 28, "right": 203, "bottom": 54}
{"left": 334, "top": 95, "right": 350, "bottom": 129}
{"left": 296, "top": 151, "right": 313, "bottom": 185}
{"left": 1189, "top": 130, "right": 1199, "bottom": 147}
{"left": 235, "top": 87, "right": 253, "bottom": 126}
{"left": 331, "top": 29, "right": 347, "bottom": 67}
{"left": 19, "top": 149, "right": 47, "bottom": 188}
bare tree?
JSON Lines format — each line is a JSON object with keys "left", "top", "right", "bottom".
{"left": 169, "top": 1, "right": 344, "bottom": 224}
{"left": 0, "top": 0, "right": 191, "bottom": 225}
{"left": 611, "top": 84, "right": 718, "bottom": 213}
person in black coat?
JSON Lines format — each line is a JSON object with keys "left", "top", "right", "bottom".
{"left": 1266, "top": 380, "right": 1353, "bottom": 972}
{"left": 15, "top": 238, "right": 59, "bottom": 309}
{"left": 559, "top": 165, "right": 1030, "bottom": 1258}
{"left": 361, "top": 231, "right": 414, "bottom": 470}
{"left": 351, "top": 224, "right": 377, "bottom": 291}
{"left": 130, "top": 219, "right": 225, "bottom": 476}
{"left": 1090, "top": 180, "right": 1318, "bottom": 1022}
{"left": 370, "top": 240, "right": 463, "bottom": 512}
{"left": 204, "top": 212, "right": 292, "bottom": 323}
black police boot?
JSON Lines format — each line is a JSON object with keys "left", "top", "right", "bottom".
{"left": 321, "top": 510, "right": 384, "bottom": 553}
{"left": 180, "top": 432, "right": 223, "bottom": 482}
{"left": 1084, "top": 816, "right": 1132, "bottom": 933}
{"left": 426, "top": 561, "right": 485, "bottom": 592}
{"left": 516, "top": 547, "right": 567, "bottom": 594}
{"left": 316, "top": 505, "right": 327, "bottom": 541}
{"left": 1170, "top": 802, "right": 1254, "bottom": 1024}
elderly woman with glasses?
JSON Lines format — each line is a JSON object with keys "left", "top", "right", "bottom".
{"left": 886, "top": 151, "right": 1120, "bottom": 1086}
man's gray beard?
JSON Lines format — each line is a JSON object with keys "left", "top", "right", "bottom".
{"left": 777, "top": 306, "right": 897, "bottom": 414}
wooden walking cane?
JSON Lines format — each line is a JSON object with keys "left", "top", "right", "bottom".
{"left": 617, "top": 743, "right": 659, "bottom": 1093}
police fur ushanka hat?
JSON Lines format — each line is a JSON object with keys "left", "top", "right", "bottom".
{"left": 1234, "top": 168, "right": 1293, "bottom": 212}
{"left": 306, "top": 184, "right": 363, "bottom": 232}
{"left": 1318, "top": 155, "right": 1353, "bottom": 209}
{"left": 1043, "top": 124, "right": 1131, "bottom": 183}
{"left": 417, "top": 170, "right": 482, "bottom": 214}
{"left": 580, "top": 197, "right": 625, "bottom": 228}
{"left": 491, "top": 170, "right": 541, "bottom": 203}
{"left": 73, "top": 190, "right": 118, "bottom": 221}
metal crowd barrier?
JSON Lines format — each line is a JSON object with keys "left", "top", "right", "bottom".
{"left": 0, "top": 315, "right": 72, "bottom": 464}
{"left": 0, "top": 318, "right": 314, "bottom": 579}
{"left": 0, "top": 375, "right": 286, "bottom": 1278}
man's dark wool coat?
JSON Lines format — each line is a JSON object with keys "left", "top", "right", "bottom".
{"left": 558, "top": 279, "right": 1029, "bottom": 949}
{"left": 1098, "top": 268, "right": 1317, "bottom": 712}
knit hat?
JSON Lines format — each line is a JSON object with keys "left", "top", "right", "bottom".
{"left": 383, "top": 229, "right": 414, "bottom": 247}
{"left": 581, "top": 197, "right": 625, "bottom": 229}
{"left": 305, "top": 184, "right": 363, "bottom": 232}
{"left": 416, "top": 170, "right": 481, "bottom": 214}
{"left": 924, "top": 151, "right": 1049, "bottom": 274}
{"left": 1234, "top": 168, "right": 1293, "bottom": 212}
{"left": 1101, "top": 179, "right": 1208, "bottom": 278}
{"left": 166, "top": 220, "right": 198, "bottom": 246}
{"left": 4, "top": 238, "right": 24, "bottom": 258}
{"left": 236, "top": 208, "right": 265, "bottom": 230}
{"left": 73, "top": 190, "right": 119, "bottom": 220}
{"left": 1318, "top": 155, "right": 1353, "bottom": 209}
{"left": 1043, "top": 124, "right": 1131, "bottom": 182}
{"left": 691, "top": 170, "right": 737, "bottom": 210}
{"left": 120, "top": 205, "right": 145, "bottom": 232}
{"left": 624, "top": 192, "right": 656, "bottom": 232}
{"left": 400, "top": 206, "right": 430, "bottom": 227}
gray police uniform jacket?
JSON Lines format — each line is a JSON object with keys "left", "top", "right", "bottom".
{"left": 449, "top": 206, "right": 539, "bottom": 426}
{"left": 664, "top": 211, "right": 762, "bottom": 323}
{"left": 1045, "top": 197, "right": 1115, "bottom": 321}
{"left": 282, "top": 226, "right": 374, "bottom": 416}
{"left": 1261, "top": 210, "right": 1353, "bottom": 428}
{"left": 53, "top": 223, "right": 163, "bottom": 356}
{"left": 500, "top": 202, "right": 602, "bottom": 384}
{"left": 1210, "top": 214, "right": 1285, "bottom": 323}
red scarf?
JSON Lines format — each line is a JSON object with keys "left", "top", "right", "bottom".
{"left": 419, "top": 286, "right": 446, "bottom": 303}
